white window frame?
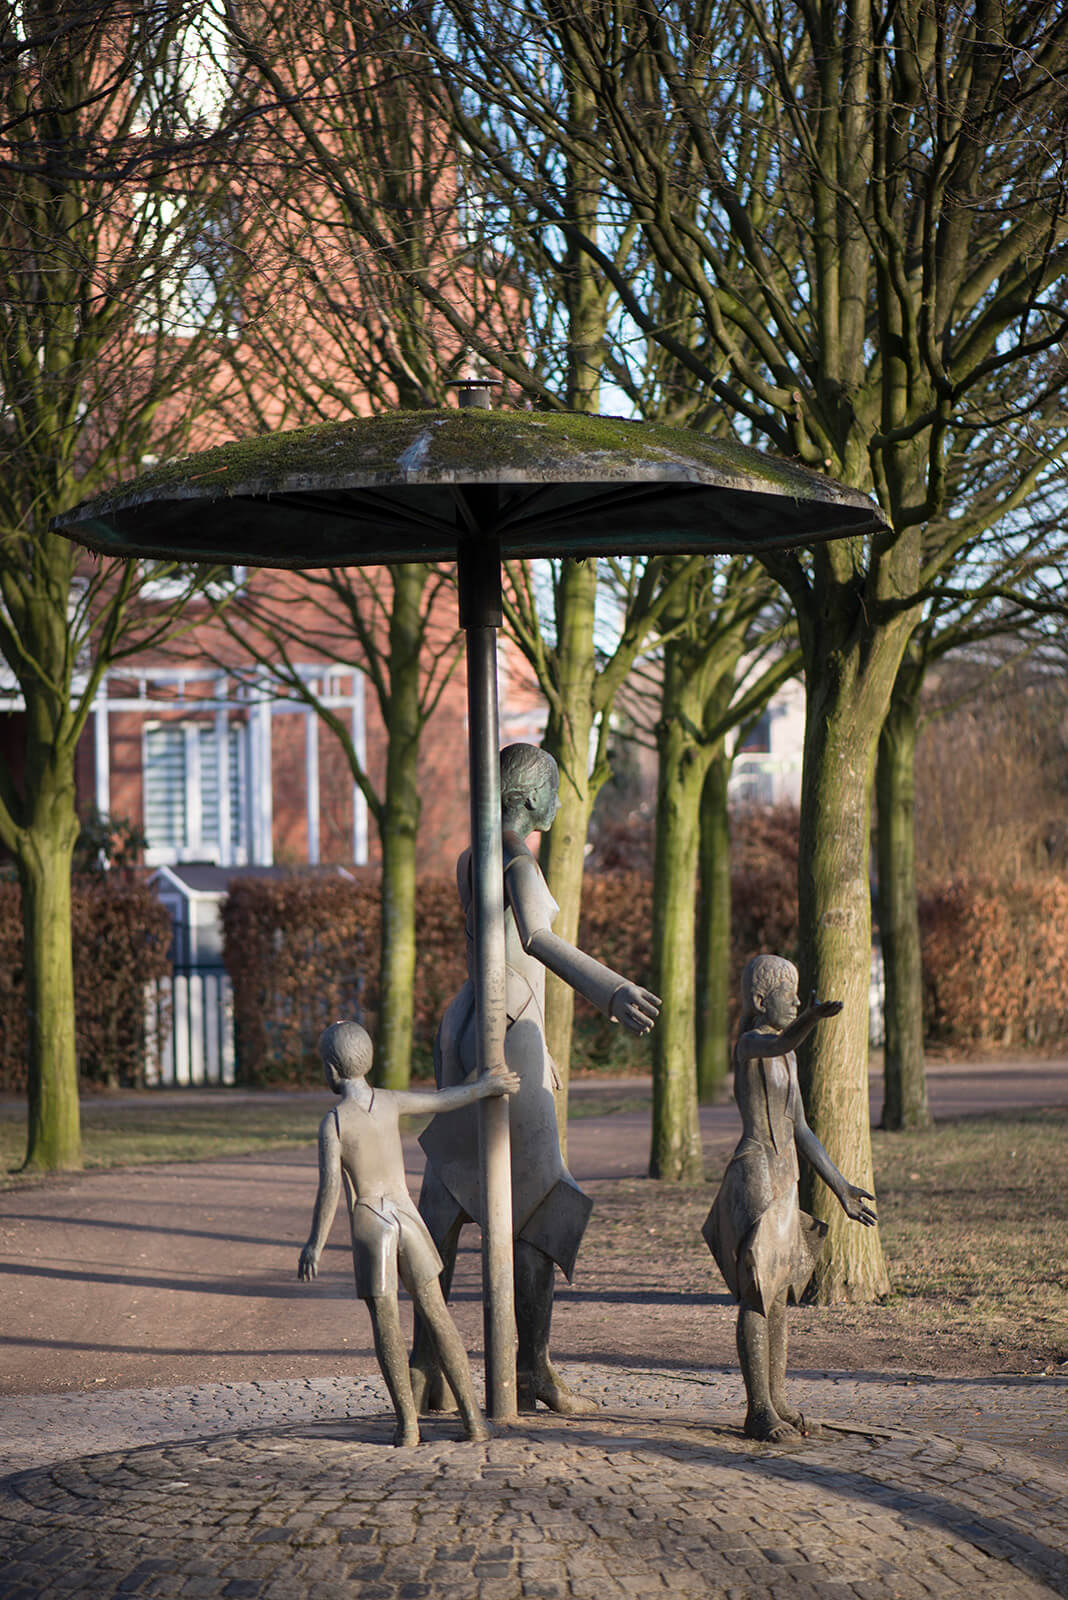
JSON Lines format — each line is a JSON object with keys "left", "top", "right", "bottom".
{"left": 143, "top": 719, "right": 248, "bottom": 867}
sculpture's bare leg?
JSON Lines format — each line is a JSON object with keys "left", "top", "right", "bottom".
{"left": 412, "top": 1276, "right": 490, "bottom": 1442}
{"left": 367, "top": 1295, "right": 420, "bottom": 1447}
{"left": 515, "top": 1239, "right": 598, "bottom": 1416}
{"left": 766, "top": 1290, "right": 820, "bottom": 1436}
{"left": 410, "top": 1170, "right": 463, "bottom": 1413}
{"left": 737, "top": 1300, "right": 798, "bottom": 1443}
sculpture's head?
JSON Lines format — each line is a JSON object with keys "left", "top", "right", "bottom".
{"left": 741, "top": 954, "right": 800, "bottom": 1030}
{"left": 500, "top": 743, "right": 560, "bottom": 835}
{"left": 318, "top": 1020, "right": 374, "bottom": 1092}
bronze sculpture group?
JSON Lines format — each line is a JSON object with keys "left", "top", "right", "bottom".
{"left": 298, "top": 743, "right": 877, "bottom": 1446}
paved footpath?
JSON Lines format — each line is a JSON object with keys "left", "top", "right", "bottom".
{"left": 1, "top": 1364, "right": 1066, "bottom": 1599}
{"left": 1, "top": 1059, "right": 1066, "bottom": 1599}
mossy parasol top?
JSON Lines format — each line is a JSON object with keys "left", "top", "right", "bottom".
{"left": 55, "top": 409, "right": 886, "bottom": 566}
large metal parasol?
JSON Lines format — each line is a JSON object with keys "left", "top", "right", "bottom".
{"left": 57, "top": 404, "right": 887, "bottom": 1420}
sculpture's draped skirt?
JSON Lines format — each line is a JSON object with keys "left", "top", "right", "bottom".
{"left": 703, "top": 1138, "right": 827, "bottom": 1315}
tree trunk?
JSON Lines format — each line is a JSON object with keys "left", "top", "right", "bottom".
{"left": 540, "top": 67, "right": 610, "bottom": 1153}
{"left": 696, "top": 743, "right": 732, "bottom": 1102}
{"left": 876, "top": 663, "right": 931, "bottom": 1130}
{"left": 372, "top": 564, "right": 423, "bottom": 1090}
{"left": 649, "top": 641, "right": 707, "bottom": 1181}
{"left": 796, "top": 654, "right": 892, "bottom": 1301}
{"left": 540, "top": 558, "right": 598, "bottom": 1160}
{"left": 19, "top": 797, "right": 81, "bottom": 1172}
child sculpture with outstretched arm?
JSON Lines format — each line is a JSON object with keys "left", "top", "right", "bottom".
{"left": 298, "top": 1020, "right": 519, "bottom": 1447}
{"left": 703, "top": 956, "right": 877, "bottom": 1442}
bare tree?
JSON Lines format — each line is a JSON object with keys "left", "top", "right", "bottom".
{"left": 877, "top": 516, "right": 1068, "bottom": 1129}
{"left": 0, "top": 0, "right": 246, "bottom": 1168}
{"left": 396, "top": 0, "right": 1068, "bottom": 1298}
{"left": 611, "top": 559, "right": 800, "bottom": 1163}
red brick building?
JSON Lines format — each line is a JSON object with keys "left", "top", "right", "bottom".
{"left": 71, "top": 568, "right": 545, "bottom": 875}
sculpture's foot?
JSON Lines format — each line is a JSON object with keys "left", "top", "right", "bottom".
{"left": 392, "top": 1419, "right": 420, "bottom": 1448}
{"left": 743, "top": 1406, "right": 799, "bottom": 1443}
{"left": 772, "top": 1404, "right": 822, "bottom": 1438}
{"left": 409, "top": 1365, "right": 458, "bottom": 1414}
{"left": 525, "top": 1364, "right": 600, "bottom": 1417}
{"left": 463, "top": 1416, "right": 492, "bottom": 1443}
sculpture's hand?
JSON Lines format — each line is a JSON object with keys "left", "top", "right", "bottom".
{"left": 806, "top": 992, "right": 844, "bottom": 1021}
{"left": 298, "top": 1244, "right": 320, "bottom": 1281}
{"left": 610, "top": 983, "right": 661, "bottom": 1036}
{"left": 481, "top": 1066, "right": 521, "bottom": 1097}
{"left": 838, "top": 1183, "right": 877, "bottom": 1226}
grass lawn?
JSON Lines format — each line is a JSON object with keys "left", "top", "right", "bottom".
{"left": 0, "top": 1087, "right": 652, "bottom": 1185}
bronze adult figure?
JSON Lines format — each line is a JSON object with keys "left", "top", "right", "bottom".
{"left": 413, "top": 743, "right": 660, "bottom": 1414}
{"left": 704, "top": 955, "right": 876, "bottom": 1441}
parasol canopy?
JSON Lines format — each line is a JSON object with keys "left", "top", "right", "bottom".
{"left": 57, "top": 409, "right": 886, "bottom": 563}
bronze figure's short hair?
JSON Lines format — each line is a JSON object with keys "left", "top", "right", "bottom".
{"left": 740, "top": 954, "right": 798, "bottom": 1024}
{"left": 319, "top": 1020, "right": 373, "bottom": 1081}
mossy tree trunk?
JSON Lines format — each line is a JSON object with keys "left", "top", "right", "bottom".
{"left": 876, "top": 654, "right": 931, "bottom": 1130}
{"left": 0, "top": 537, "right": 127, "bottom": 1173}
{"left": 649, "top": 635, "right": 711, "bottom": 1180}
{"left": 6, "top": 544, "right": 85, "bottom": 1170}
{"left": 646, "top": 560, "right": 793, "bottom": 1167}
{"left": 793, "top": 610, "right": 906, "bottom": 1302}
{"left": 373, "top": 562, "right": 424, "bottom": 1089}
{"left": 647, "top": 567, "right": 784, "bottom": 1171}
{"left": 540, "top": 558, "right": 600, "bottom": 1161}
{"left": 19, "top": 808, "right": 81, "bottom": 1171}
{"left": 696, "top": 743, "right": 732, "bottom": 1102}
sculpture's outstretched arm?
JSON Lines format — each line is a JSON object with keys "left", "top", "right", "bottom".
{"left": 507, "top": 852, "right": 659, "bottom": 1035}
{"left": 793, "top": 1105, "right": 877, "bottom": 1226}
{"left": 299, "top": 1113, "right": 343, "bottom": 1279}
{"left": 390, "top": 1071, "right": 520, "bottom": 1117}
{"left": 525, "top": 929, "right": 660, "bottom": 1035}
{"left": 735, "top": 998, "right": 843, "bottom": 1062}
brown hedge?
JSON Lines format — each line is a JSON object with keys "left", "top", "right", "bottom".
{"left": 221, "top": 865, "right": 1068, "bottom": 1081}
{"left": 221, "top": 855, "right": 803, "bottom": 1082}
{"left": 0, "top": 878, "right": 173, "bottom": 1092}
{"left": 222, "top": 874, "right": 468, "bottom": 1082}
{"left": 919, "top": 876, "right": 1068, "bottom": 1050}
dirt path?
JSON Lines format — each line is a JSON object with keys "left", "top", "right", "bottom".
{"left": 0, "top": 1055, "right": 1064, "bottom": 1401}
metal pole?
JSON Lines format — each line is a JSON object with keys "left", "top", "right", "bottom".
{"left": 457, "top": 531, "right": 517, "bottom": 1422}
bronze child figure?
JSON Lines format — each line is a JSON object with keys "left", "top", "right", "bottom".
{"left": 298, "top": 1020, "right": 519, "bottom": 1447}
{"left": 703, "top": 955, "right": 877, "bottom": 1442}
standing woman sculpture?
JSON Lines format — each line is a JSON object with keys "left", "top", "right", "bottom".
{"left": 414, "top": 743, "right": 660, "bottom": 1414}
{"left": 704, "top": 955, "right": 877, "bottom": 1442}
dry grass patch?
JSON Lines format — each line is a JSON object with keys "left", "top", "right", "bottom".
{"left": 578, "top": 1108, "right": 1068, "bottom": 1377}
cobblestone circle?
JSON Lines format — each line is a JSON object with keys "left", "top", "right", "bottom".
{"left": 1, "top": 1366, "right": 1065, "bottom": 1600}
